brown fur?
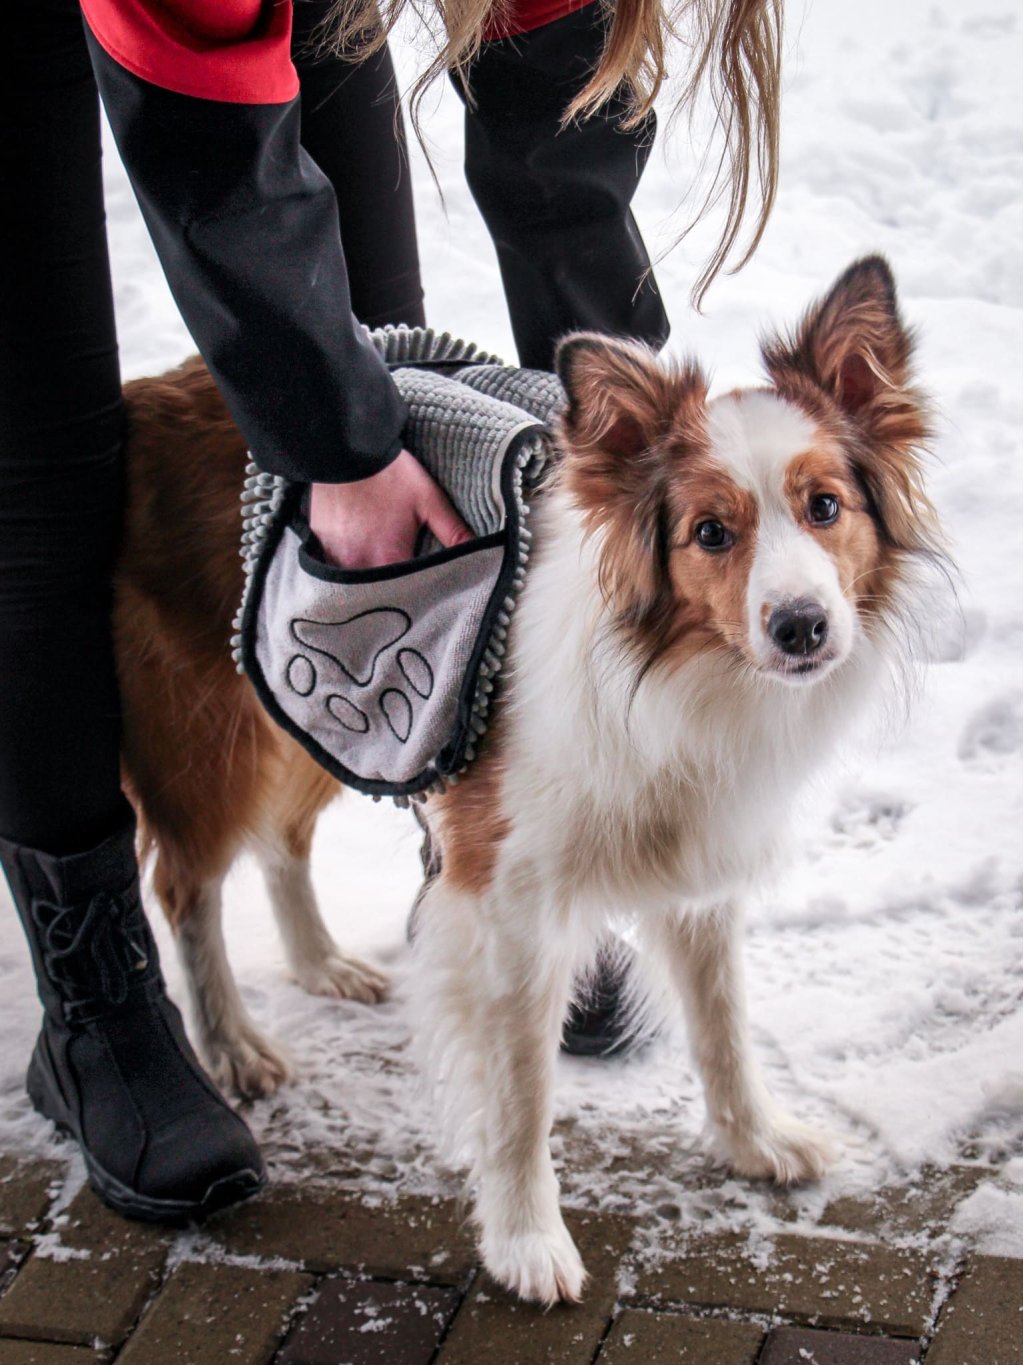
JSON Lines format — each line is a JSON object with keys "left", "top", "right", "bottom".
{"left": 761, "top": 256, "right": 941, "bottom": 563}
{"left": 759, "top": 256, "right": 946, "bottom": 644}
{"left": 115, "top": 358, "right": 340, "bottom": 930}
{"left": 661, "top": 452, "right": 760, "bottom": 670}
{"left": 429, "top": 718, "right": 509, "bottom": 896}
{"left": 556, "top": 336, "right": 727, "bottom": 678}
{"left": 556, "top": 340, "right": 775, "bottom": 683}
{"left": 781, "top": 445, "right": 888, "bottom": 624}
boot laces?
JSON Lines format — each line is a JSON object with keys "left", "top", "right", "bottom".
{"left": 33, "top": 889, "right": 155, "bottom": 1015}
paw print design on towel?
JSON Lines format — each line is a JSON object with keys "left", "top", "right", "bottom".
{"left": 285, "top": 609, "right": 435, "bottom": 743}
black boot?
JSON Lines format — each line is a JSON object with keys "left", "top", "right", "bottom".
{"left": 0, "top": 804, "right": 265, "bottom": 1223}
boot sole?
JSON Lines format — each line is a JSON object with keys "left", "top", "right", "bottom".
{"left": 27, "top": 1042, "right": 266, "bottom": 1225}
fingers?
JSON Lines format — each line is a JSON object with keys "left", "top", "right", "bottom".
{"left": 308, "top": 453, "right": 475, "bottom": 573}
{"left": 419, "top": 477, "right": 474, "bottom": 550}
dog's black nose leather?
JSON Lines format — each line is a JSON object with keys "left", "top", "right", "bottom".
{"left": 768, "top": 601, "right": 829, "bottom": 655}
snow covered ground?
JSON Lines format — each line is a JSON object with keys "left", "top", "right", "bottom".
{"left": 0, "top": 0, "right": 1019, "bottom": 1257}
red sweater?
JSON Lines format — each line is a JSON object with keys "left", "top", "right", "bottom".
{"left": 81, "top": 0, "right": 297, "bottom": 104}
{"left": 82, "top": 0, "right": 600, "bottom": 102}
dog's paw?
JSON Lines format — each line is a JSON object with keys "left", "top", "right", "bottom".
{"left": 721, "top": 1113, "right": 837, "bottom": 1185}
{"left": 480, "top": 1218, "right": 588, "bottom": 1306}
{"left": 292, "top": 952, "right": 389, "bottom": 1004}
{"left": 204, "top": 1029, "right": 292, "bottom": 1100}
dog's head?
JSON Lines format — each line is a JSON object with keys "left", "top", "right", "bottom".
{"left": 555, "top": 256, "right": 942, "bottom": 688}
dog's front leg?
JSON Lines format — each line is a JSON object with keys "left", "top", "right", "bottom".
{"left": 474, "top": 925, "right": 585, "bottom": 1305}
{"left": 413, "top": 873, "right": 585, "bottom": 1304}
{"left": 661, "top": 904, "right": 835, "bottom": 1184}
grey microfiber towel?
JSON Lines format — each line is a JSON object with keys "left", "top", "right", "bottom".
{"left": 232, "top": 326, "right": 565, "bottom": 802}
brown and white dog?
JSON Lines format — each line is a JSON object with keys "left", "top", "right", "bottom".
{"left": 116, "top": 256, "right": 941, "bottom": 1303}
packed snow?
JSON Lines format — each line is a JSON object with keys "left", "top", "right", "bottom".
{"left": 0, "top": 0, "right": 1019, "bottom": 1258}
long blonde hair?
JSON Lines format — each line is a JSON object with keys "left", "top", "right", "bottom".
{"left": 321, "top": 0, "right": 783, "bottom": 308}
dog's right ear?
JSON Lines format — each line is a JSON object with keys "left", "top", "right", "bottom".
{"left": 555, "top": 334, "right": 708, "bottom": 628}
{"left": 556, "top": 334, "right": 704, "bottom": 464}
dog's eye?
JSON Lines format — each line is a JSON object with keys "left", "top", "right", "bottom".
{"left": 695, "top": 520, "right": 734, "bottom": 552}
{"left": 809, "top": 494, "right": 840, "bottom": 525}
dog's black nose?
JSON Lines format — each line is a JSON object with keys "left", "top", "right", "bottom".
{"left": 768, "top": 601, "right": 829, "bottom": 656}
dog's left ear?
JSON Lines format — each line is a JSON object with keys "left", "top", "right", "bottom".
{"left": 762, "top": 256, "right": 938, "bottom": 555}
{"left": 761, "top": 255, "right": 914, "bottom": 419}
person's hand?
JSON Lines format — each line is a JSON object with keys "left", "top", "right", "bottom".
{"left": 309, "top": 449, "right": 472, "bottom": 569}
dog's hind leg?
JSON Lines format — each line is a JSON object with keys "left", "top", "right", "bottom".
{"left": 257, "top": 748, "right": 388, "bottom": 1003}
{"left": 156, "top": 861, "right": 291, "bottom": 1100}
{"left": 119, "top": 622, "right": 293, "bottom": 1100}
{"left": 411, "top": 868, "right": 586, "bottom": 1306}
{"left": 658, "top": 903, "right": 835, "bottom": 1184}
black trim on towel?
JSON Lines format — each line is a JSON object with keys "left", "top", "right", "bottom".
{"left": 293, "top": 508, "right": 505, "bottom": 584}
{"left": 238, "top": 428, "right": 536, "bottom": 796}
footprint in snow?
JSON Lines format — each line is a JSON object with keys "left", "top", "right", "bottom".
{"left": 957, "top": 693, "right": 1023, "bottom": 766}
{"left": 828, "top": 792, "right": 910, "bottom": 849}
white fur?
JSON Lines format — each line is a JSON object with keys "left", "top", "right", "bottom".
{"left": 705, "top": 389, "right": 817, "bottom": 495}
{"left": 258, "top": 844, "right": 388, "bottom": 1004}
{"left": 709, "top": 391, "right": 858, "bottom": 679}
{"left": 174, "top": 843, "right": 386, "bottom": 1099}
{"left": 175, "top": 878, "right": 291, "bottom": 1099}
{"left": 411, "top": 449, "right": 896, "bottom": 1304}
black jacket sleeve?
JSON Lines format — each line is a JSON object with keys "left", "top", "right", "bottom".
{"left": 83, "top": 27, "right": 407, "bottom": 485}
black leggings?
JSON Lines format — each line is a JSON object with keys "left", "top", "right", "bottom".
{"left": 0, "top": 0, "right": 423, "bottom": 854}
{"left": 458, "top": 4, "right": 668, "bottom": 369}
{"left": 291, "top": 1, "right": 425, "bottom": 330}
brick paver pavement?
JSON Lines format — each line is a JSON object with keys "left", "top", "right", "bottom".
{"left": 0, "top": 1157, "right": 1018, "bottom": 1364}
